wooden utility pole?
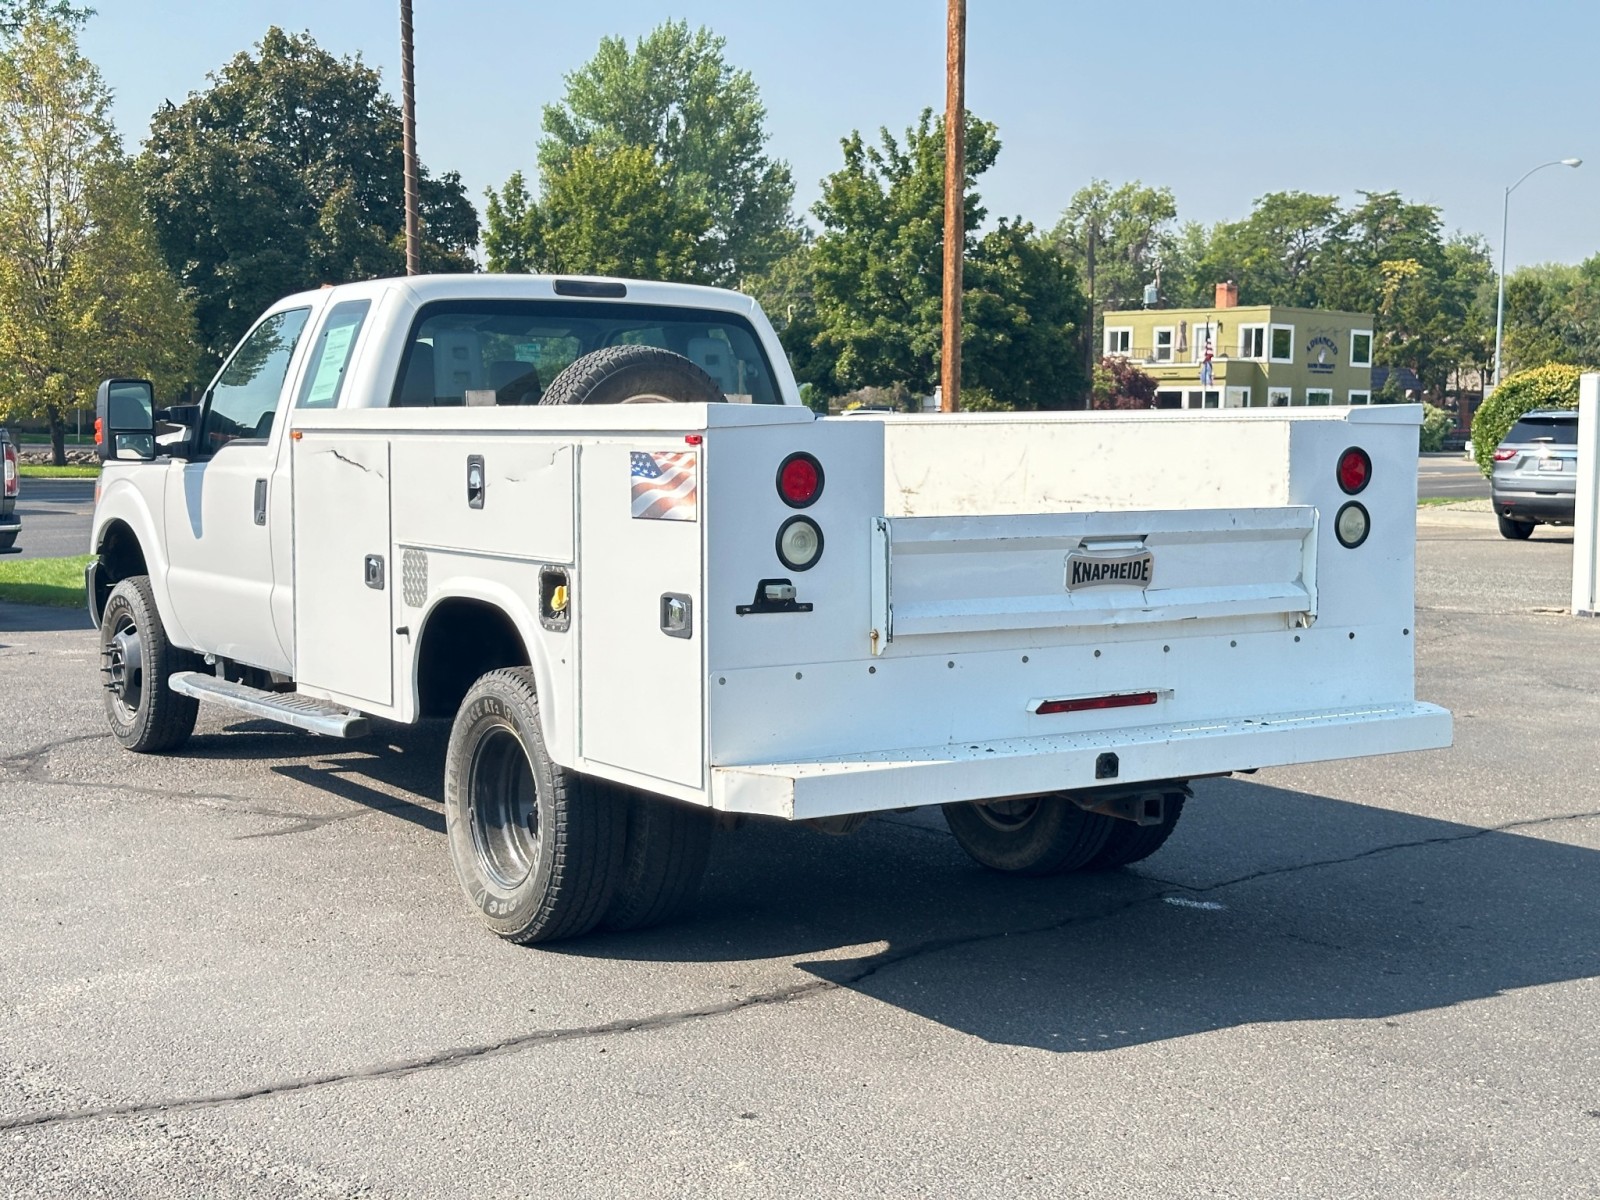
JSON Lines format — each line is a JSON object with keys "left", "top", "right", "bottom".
{"left": 400, "top": 0, "right": 421, "bottom": 275}
{"left": 940, "top": 0, "right": 966, "bottom": 413}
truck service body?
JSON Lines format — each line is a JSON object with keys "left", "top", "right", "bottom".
{"left": 86, "top": 274, "right": 1451, "bottom": 942}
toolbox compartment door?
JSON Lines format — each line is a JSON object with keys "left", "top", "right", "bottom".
{"left": 870, "top": 506, "right": 1317, "bottom": 650}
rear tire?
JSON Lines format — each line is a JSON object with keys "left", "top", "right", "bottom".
{"left": 942, "top": 795, "right": 1114, "bottom": 876}
{"left": 0, "top": 529, "right": 16, "bottom": 551}
{"left": 600, "top": 787, "right": 714, "bottom": 932}
{"left": 1082, "top": 793, "right": 1186, "bottom": 870}
{"left": 1497, "top": 513, "right": 1535, "bottom": 539}
{"left": 538, "top": 345, "right": 724, "bottom": 407}
{"left": 444, "top": 668, "right": 624, "bottom": 944}
{"left": 99, "top": 575, "right": 198, "bottom": 753}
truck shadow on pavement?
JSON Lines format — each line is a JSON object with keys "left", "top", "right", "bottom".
{"left": 567, "top": 777, "right": 1600, "bottom": 1054}
{"left": 215, "top": 728, "right": 1600, "bottom": 1056}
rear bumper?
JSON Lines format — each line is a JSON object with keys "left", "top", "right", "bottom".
{"left": 1493, "top": 487, "right": 1576, "bottom": 523}
{"left": 0, "top": 510, "right": 18, "bottom": 532}
{"left": 711, "top": 701, "right": 1453, "bottom": 819}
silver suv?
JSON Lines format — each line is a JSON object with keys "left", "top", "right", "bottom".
{"left": 1491, "top": 409, "right": 1578, "bottom": 539}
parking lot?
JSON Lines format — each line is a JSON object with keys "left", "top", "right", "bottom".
{"left": 1, "top": 513, "right": 1597, "bottom": 1199}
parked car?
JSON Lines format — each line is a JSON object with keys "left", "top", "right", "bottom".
{"left": 1491, "top": 409, "right": 1579, "bottom": 539}
{"left": 0, "top": 429, "right": 19, "bottom": 551}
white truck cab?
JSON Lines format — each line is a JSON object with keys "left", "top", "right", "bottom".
{"left": 87, "top": 274, "right": 1451, "bottom": 944}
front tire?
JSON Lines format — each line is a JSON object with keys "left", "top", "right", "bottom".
{"left": 1497, "top": 513, "right": 1535, "bottom": 540}
{"left": 444, "top": 668, "right": 624, "bottom": 944}
{"left": 942, "top": 795, "right": 1114, "bottom": 876}
{"left": 99, "top": 575, "right": 198, "bottom": 753}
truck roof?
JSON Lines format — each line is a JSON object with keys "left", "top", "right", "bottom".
{"left": 275, "top": 273, "right": 762, "bottom": 319}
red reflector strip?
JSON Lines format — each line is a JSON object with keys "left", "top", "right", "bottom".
{"left": 1035, "top": 691, "right": 1159, "bottom": 716}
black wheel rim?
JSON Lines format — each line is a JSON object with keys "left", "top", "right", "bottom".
{"left": 104, "top": 612, "right": 144, "bottom": 717}
{"left": 468, "top": 724, "right": 540, "bottom": 889}
{"left": 973, "top": 797, "right": 1041, "bottom": 832}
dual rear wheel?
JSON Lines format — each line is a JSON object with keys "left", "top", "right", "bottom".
{"left": 443, "top": 667, "right": 712, "bottom": 944}
{"left": 941, "top": 792, "right": 1185, "bottom": 875}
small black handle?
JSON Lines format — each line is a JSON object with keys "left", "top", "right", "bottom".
{"left": 253, "top": 478, "right": 267, "bottom": 525}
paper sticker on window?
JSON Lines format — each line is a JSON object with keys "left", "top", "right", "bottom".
{"left": 631, "top": 450, "right": 697, "bottom": 521}
{"left": 515, "top": 343, "right": 542, "bottom": 364}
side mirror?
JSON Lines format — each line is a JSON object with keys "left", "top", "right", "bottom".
{"left": 95, "top": 379, "right": 157, "bottom": 461}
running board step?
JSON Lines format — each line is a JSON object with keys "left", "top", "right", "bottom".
{"left": 169, "top": 672, "right": 370, "bottom": 738}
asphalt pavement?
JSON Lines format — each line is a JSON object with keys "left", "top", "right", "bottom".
{"left": 0, "top": 511, "right": 1596, "bottom": 1198}
{"left": 1417, "top": 453, "right": 1491, "bottom": 500}
{"left": 6, "top": 479, "right": 95, "bottom": 559}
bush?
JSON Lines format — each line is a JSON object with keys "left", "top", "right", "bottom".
{"left": 956, "top": 387, "right": 1014, "bottom": 412}
{"left": 1470, "top": 364, "right": 1591, "bottom": 476}
{"left": 1419, "top": 404, "right": 1455, "bottom": 452}
{"left": 1090, "top": 356, "right": 1158, "bottom": 410}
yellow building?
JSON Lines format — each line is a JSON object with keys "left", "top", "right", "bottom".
{"left": 1103, "top": 283, "right": 1375, "bottom": 409}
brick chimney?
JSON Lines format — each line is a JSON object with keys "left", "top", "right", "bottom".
{"left": 1214, "top": 280, "right": 1239, "bottom": 309}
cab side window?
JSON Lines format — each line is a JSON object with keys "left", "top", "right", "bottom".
{"left": 297, "top": 300, "right": 371, "bottom": 409}
{"left": 202, "top": 308, "right": 311, "bottom": 452}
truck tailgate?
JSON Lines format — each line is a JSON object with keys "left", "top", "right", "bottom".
{"left": 871, "top": 506, "right": 1317, "bottom": 648}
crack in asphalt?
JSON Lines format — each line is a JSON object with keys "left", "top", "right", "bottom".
{"left": 3, "top": 803, "right": 1596, "bottom": 1134}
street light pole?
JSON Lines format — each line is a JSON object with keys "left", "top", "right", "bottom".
{"left": 1492, "top": 157, "right": 1581, "bottom": 388}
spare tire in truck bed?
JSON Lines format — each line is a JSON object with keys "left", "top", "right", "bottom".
{"left": 539, "top": 345, "right": 725, "bottom": 406}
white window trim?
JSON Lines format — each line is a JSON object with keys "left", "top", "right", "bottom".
{"left": 1151, "top": 326, "right": 1175, "bottom": 363}
{"left": 1269, "top": 323, "right": 1296, "bottom": 364}
{"left": 1226, "top": 386, "right": 1252, "bottom": 408}
{"left": 1267, "top": 387, "right": 1292, "bottom": 407}
{"left": 1349, "top": 329, "right": 1373, "bottom": 368}
{"left": 1104, "top": 326, "right": 1132, "bottom": 357}
{"left": 1238, "top": 323, "right": 1267, "bottom": 360}
{"left": 1348, "top": 389, "right": 1371, "bottom": 406}
{"left": 1305, "top": 388, "right": 1333, "bottom": 406}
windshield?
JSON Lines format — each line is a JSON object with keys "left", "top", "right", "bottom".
{"left": 392, "top": 299, "right": 781, "bottom": 407}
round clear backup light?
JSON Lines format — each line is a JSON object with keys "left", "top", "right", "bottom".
{"left": 1335, "top": 501, "right": 1370, "bottom": 549}
{"left": 776, "top": 515, "right": 824, "bottom": 571}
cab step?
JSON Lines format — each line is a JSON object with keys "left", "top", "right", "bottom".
{"left": 168, "top": 672, "right": 370, "bottom": 738}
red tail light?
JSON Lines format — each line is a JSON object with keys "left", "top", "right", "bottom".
{"left": 2, "top": 442, "right": 16, "bottom": 498}
{"left": 1492, "top": 448, "right": 1517, "bottom": 462}
{"left": 776, "top": 452, "right": 823, "bottom": 508}
{"left": 1033, "top": 691, "right": 1159, "bottom": 716}
{"left": 1337, "top": 446, "right": 1371, "bottom": 494}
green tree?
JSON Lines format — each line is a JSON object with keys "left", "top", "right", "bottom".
{"left": 0, "top": 14, "right": 193, "bottom": 463}
{"left": 140, "top": 27, "right": 478, "bottom": 371}
{"left": 504, "top": 20, "right": 794, "bottom": 286}
{"left": 1177, "top": 191, "right": 1342, "bottom": 307}
{"left": 486, "top": 147, "right": 712, "bottom": 280}
{"left": 1502, "top": 255, "right": 1600, "bottom": 373}
{"left": 0, "top": 0, "right": 88, "bottom": 33}
{"left": 805, "top": 110, "right": 1086, "bottom": 407}
{"left": 808, "top": 109, "right": 998, "bottom": 394}
{"left": 1051, "top": 180, "right": 1176, "bottom": 369}
{"left": 964, "top": 219, "right": 1088, "bottom": 408}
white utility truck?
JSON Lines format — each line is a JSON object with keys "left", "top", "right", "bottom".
{"left": 87, "top": 275, "right": 1451, "bottom": 943}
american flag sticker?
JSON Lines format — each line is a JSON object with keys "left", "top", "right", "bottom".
{"left": 630, "top": 450, "right": 698, "bottom": 521}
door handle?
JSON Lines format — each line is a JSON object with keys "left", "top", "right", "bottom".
{"left": 253, "top": 479, "right": 267, "bottom": 525}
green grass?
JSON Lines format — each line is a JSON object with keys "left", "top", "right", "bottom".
{"left": 0, "top": 554, "right": 91, "bottom": 608}
{"left": 18, "top": 464, "right": 99, "bottom": 478}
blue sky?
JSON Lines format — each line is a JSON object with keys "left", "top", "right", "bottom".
{"left": 84, "top": 0, "right": 1599, "bottom": 269}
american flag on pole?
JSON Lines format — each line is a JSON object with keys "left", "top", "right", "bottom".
{"left": 1199, "top": 323, "right": 1215, "bottom": 388}
{"left": 631, "top": 450, "right": 698, "bottom": 521}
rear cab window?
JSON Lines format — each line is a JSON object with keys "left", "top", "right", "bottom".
{"left": 390, "top": 299, "right": 780, "bottom": 407}
{"left": 298, "top": 300, "right": 373, "bottom": 409}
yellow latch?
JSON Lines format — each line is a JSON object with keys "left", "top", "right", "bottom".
{"left": 550, "top": 584, "right": 569, "bottom": 613}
